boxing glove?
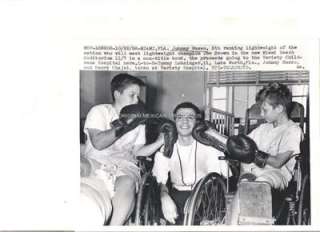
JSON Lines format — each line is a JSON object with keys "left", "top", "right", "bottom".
{"left": 226, "top": 134, "right": 269, "bottom": 168}
{"left": 111, "top": 103, "right": 148, "bottom": 138}
{"left": 158, "top": 119, "right": 178, "bottom": 158}
{"left": 192, "top": 120, "right": 227, "bottom": 152}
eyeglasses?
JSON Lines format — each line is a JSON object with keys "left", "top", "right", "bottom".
{"left": 175, "top": 114, "right": 196, "bottom": 121}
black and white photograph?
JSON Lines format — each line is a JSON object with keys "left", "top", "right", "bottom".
{"left": 1, "top": 1, "right": 320, "bottom": 231}
{"left": 79, "top": 70, "right": 310, "bottom": 226}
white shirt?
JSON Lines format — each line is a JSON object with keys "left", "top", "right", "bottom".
{"left": 83, "top": 104, "right": 146, "bottom": 164}
{"left": 242, "top": 119, "right": 303, "bottom": 184}
{"left": 152, "top": 140, "right": 229, "bottom": 191}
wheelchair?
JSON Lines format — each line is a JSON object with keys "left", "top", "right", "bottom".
{"left": 135, "top": 101, "right": 310, "bottom": 226}
{"left": 183, "top": 172, "right": 228, "bottom": 225}
{"left": 80, "top": 153, "right": 158, "bottom": 226}
{"left": 272, "top": 153, "right": 310, "bottom": 225}
{"left": 79, "top": 118, "right": 172, "bottom": 226}
{"left": 182, "top": 158, "right": 239, "bottom": 225}
{"left": 134, "top": 171, "right": 229, "bottom": 226}
{"left": 135, "top": 153, "right": 310, "bottom": 226}
{"left": 134, "top": 157, "right": 239, "bottom": 226}
{"left": 134, "top": 170, "right": 162, "bottom": 225}
{"left": 134, "top": 108, "right": 239, "bottom": 226}
{"left": 242, "top": 100, "right": 311, "bottom": 225}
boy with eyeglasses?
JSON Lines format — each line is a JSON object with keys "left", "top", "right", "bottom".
{"left": 152, "top": 102, "right": 229, "bottom": 225}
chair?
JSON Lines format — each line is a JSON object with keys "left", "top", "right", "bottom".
{"left": 288, "top": 101, "right": 304, "bottom": 131}
{"left": 244, "top": 102, "right": 265, "bottom": 135}
{"left": 244, "top": 101, "right": 310, "bottom": 225}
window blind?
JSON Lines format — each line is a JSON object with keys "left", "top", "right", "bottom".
{"left": 207, "top": 71, "right": 309, "bottom": 86}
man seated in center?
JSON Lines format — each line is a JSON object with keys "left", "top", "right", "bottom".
{"left": 152, "top": 102, "right": 229, "bottom": 225}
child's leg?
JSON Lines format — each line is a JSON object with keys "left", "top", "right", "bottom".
{"left": 255, "top": 170, "right": 287, "bottom": 190}
{"left": 109, "top": 175, "right": 136, "bottom": 225}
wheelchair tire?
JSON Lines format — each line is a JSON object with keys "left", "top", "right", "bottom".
{"left": 298, "top": 174, "right": 310, "bottom": 225}
{"left": 183, "top": 172, "right": 227, "bottom": 225}
{"left": 134, "top": 172, "right": 161, "bottom": 225}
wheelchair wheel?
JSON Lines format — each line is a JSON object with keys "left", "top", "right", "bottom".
{"left": 298, "top": 175, "right": 310, "bottom": 225}
{"left": 134, "top": 172, "right": 161, "bottom": 225}
{"left": 183, "top": 172, "right": 227, "bottom": 225}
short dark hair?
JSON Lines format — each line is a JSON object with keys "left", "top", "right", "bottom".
{"left": 111, "top": 73, "right": 145, "bottom": 100}
{"left": 263, "top": 82, "right": 292, "bottom": 115}
{"left": 255, "top": 87, "right": 267, "bottom": 103}
{"left": 173, "top": 102, "right": 202, "bottom": 120}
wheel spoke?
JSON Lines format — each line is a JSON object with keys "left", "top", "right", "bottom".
{"left": 190, "top": 174, "right": 227, "bottom": 225}
{"left": 298, "top": 175, "right": 310, "bottom": 225}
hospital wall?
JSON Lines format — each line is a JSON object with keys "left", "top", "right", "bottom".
{"left": 80, "top": 71, "right": 206, "bottom": 119}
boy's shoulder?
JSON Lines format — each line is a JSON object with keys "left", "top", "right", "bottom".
{"left": 285, "top": 119, "right": 303, "bottom": 133}
{"left": 86, "top": 104, "right": 117, "bottom": 122}
{"left": 91, "top": 103, "right": 112, "bottom": 110}
{"left": 255, "top": 122, "right": 273, "bottom": 131}
{"left": 89, "top": 104, "right": 114, "bottom": 114}
{"left": 255, "top": 120, "right": 302, "bottom": 133}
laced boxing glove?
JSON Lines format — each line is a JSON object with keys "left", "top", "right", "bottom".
{"left": 111, "top": 103, "right": 148, "bottom": 138}
{"left": 158, "top": 119, "right": 178, "bottom": 158}
{"left": 192, "top": 120, "right": 227, "bottom": 152}
{"left": 226, "top": 134, "right": 269, "bottom": 168}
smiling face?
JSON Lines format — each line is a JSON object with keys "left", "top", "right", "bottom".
{"left": 175, "top": 108, "right": 197, "bottom": 137}
{"left": 114, "top": 84, "right": 141, "bottom": 108}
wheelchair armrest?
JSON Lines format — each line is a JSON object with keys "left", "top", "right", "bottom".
{"left": 137, "top": 156, "right": 154, "bottom": 173}
{"left": 219, "top": 155, "right": 240, "bottom": 168}
{"left": 145, "top": 157, "right": 153, "bottom": 162}
{"left": 293, "top": 153, "right": 302, "bottom": 161}
{"left": 219, "top": 155, "right": 239, "bottom": 162}
{"left": 137, "top": 156, "right": 153, "bottom": 162}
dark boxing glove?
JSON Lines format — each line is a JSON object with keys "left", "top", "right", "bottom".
{"left": 253, "top": 149, "right": 270, "bottom": 168}
{"left": 159, "top": 119, "right": 178, "bottom": 158}
{"left": 192, "top": 120, "right": 226, "bottom": 152}
{"left": 111, "top": 103, "right": 148, "bottom": 138}
{"left": 226, "top": 134, "right": 256, "bottom": 163}
{"left": 226, "top": 134, "right": 269, "bottom": 168}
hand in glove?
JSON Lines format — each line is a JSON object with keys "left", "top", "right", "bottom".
{"left": 111, "top": 103, "right": 148, "bottom": 138}
{"left": 226, "top": 134, "right": 269, "bottom": 168}
{"left": 192, "top": 120, "right": 227, "bottom": 152}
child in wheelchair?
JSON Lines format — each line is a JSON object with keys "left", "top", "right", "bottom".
{"left": 152, "top": 102, "right": 230, "bottom": 225}
{"left": 225, "top": 82, "right": 304, "bottom": 224}
{"left": 81, "top": 73, "right": 166, "bottom": 225}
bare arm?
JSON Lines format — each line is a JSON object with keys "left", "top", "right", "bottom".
{"left": 266, "top": 150, "right": 294, "bottom": 168}
{"left": 159, "top": 183, "right": 178, "bottom": 224}
{"left": 134, "top": 133, "right": 165, "bottom": 157}
{"left": 252, "top": 124, "right": 302, "bottom": 169}
{"left": 87, "top": 128, "right": 118, "bottom": 150}
{"left": 266, "top": 127, "right": 303, "bottom": 169}
{"left": 160, "top": 183, "right": 169, "bottom": 198}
